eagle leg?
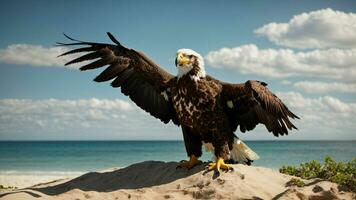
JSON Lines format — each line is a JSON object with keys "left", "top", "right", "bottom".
{"left": 176, "top": 155, "right": 202, "bottom": 169}
{"left": 207, "top": 157, "right": 232, "bottom": 172}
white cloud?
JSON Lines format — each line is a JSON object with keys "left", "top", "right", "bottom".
{"left": 293, "top": 81, "right": 356, "bottom": 93}
{"left": 0, "top": 96, "right": 355, "bottom": 140}
{"left": 274, "top": 91, "right": 356, "bottom": 139}
{"left": 276, "top": 92, "right": 356, "bottom": 114}
{"left": 254, "top": 8, "right": 356, "bottom": 49}
{"left": 0, "top": 98, "right": 133, "bottom": 127}
{"left": 205, "top": 44, "right": 356, "bottom": 81}
{"left": 0, "top": 44, "right": 81, "bottom": 68}
{"left": 206, "top": 8, "right": 356, "bottom": 140}
{"left": 0, "top": 98, "right": 179, "bottom": 139}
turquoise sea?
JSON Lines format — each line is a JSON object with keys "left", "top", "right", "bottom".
{"left": 0, "top": 141, "right": 355, "bottom": 176}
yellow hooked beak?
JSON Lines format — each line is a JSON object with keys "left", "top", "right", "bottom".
{"left": 176, "top": 52, "right": 190, "bottom": 66}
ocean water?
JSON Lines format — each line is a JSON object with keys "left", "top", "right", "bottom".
{"left": 0, "top": 141, "right": 355, "bottom": 176}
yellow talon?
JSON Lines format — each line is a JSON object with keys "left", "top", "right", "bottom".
{"left": 177, "top": 155, "right": 202, "bottom": 169}
{"left": 207, "top": 157, "right": 232, "bottom": 172}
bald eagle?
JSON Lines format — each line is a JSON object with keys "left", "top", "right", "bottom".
{"left": 58, "top": 33, "right": 299, "bottom": 172}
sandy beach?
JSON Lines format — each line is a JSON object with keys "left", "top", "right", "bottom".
{"left": 0, "top": 161, "right": 354, "bottom": 200}
{"left": 0, "top": 171, "right": 85, "bottom": 189}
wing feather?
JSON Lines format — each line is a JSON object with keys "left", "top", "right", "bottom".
{"left": 58, "top": 33, "right": 179, "bottom": 125}
{"left": 220, "top": 80, "right": 299, "bottom": 136}
{"left": 94, "top": 60, "right": 129, "bottom": 82}
{"left": 58, "top": 47, "right": 97, "bottom": 57}
{"left": 79, "top": 57, "right": 114, "bottom": 71}
{"left": 65, "top": 52, "right": 102, "bottom": 66}
{"left": 111, "top": 68, "right": 133, "bottom": 88}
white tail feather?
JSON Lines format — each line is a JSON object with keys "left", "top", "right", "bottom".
{"left": 203, "top": 138, "right": 259, "bottom": 164}
{"left": 231, "top": 138, "right": 259, "bottom": 164}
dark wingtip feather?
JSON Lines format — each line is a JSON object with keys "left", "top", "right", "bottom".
{"left": 57, "top": 48, "right": 71, "bottom": 58}
{"left": 57, "top": 50, "right": 65, "bottom": 58}
{"left": 260, "top": 81, "right": 268, "bottom": 86}
{"left": 63, "top": 33, "right": 83, "bottom": 42}
{"left": 58, "top": 47, "right": 97, "bottom": 58}
{"left": 63, "top": 33, "right": 74, "bottom": 41}
{"left": 93, "top": 77, "right": 102, "bottom": 82}
{"left": 64, "top": 62, "right": 72, "bottom": 66}
{"left": 55, "top": 42, "right": 66, "bottom": 46}
{"left": 290, "top": 111, "right": 300, "bottom": 119}
{"left": 107, "top": 32, "right": 121, "bottom": 46}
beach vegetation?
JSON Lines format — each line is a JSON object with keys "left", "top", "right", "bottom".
{"left": 0, "top": 185, "right": 17, "bottom": 190}
{"left": 286, "top": 178, "right": 305, "bottom": 187}
{"left": 280, "top": 156, "right": 356, "bottom": 192}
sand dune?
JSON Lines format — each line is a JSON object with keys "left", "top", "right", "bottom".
{"left": 0, "top": 161, "right": 354, "bottom": 200}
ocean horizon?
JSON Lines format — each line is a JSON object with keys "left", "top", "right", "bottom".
{"left": 1, "top": 140, "right": 355, "bottom": 175}
{"left": 0, "top": 140, "right": 354, "bottom": 188}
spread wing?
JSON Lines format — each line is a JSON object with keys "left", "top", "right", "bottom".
{"left": 217, "top": 78, "right": 299, "bottom": 136}
{"left": 58, "top": 32, "right": 179, "bottom": 125}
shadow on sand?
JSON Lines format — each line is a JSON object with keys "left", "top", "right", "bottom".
{"left": 29, "top": 161, "right": 207, "bottom": 196}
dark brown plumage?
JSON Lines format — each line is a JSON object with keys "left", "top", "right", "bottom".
{"left": 58, "top": 33, "right": 299, "bottom": 170}
{"left": 58, "top": 33, "right": 179, "bottom": 125}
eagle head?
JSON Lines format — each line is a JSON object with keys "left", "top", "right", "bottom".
{"left": 175, "top": 49, "right": 205, "bottom": 79}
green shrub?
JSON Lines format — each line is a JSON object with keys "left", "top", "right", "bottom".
{"left": 286, "top": 178, "right": 305, "bottom": 187}
{"left": 279, "top": 156, "right": 356, "bottom": 192}
{"left": 0, "top": 185, "right": 17, "bottom": 189}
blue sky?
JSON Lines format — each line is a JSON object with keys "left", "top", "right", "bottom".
{"left": 0, "top": 0, "right": 355, "bottom": 140}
